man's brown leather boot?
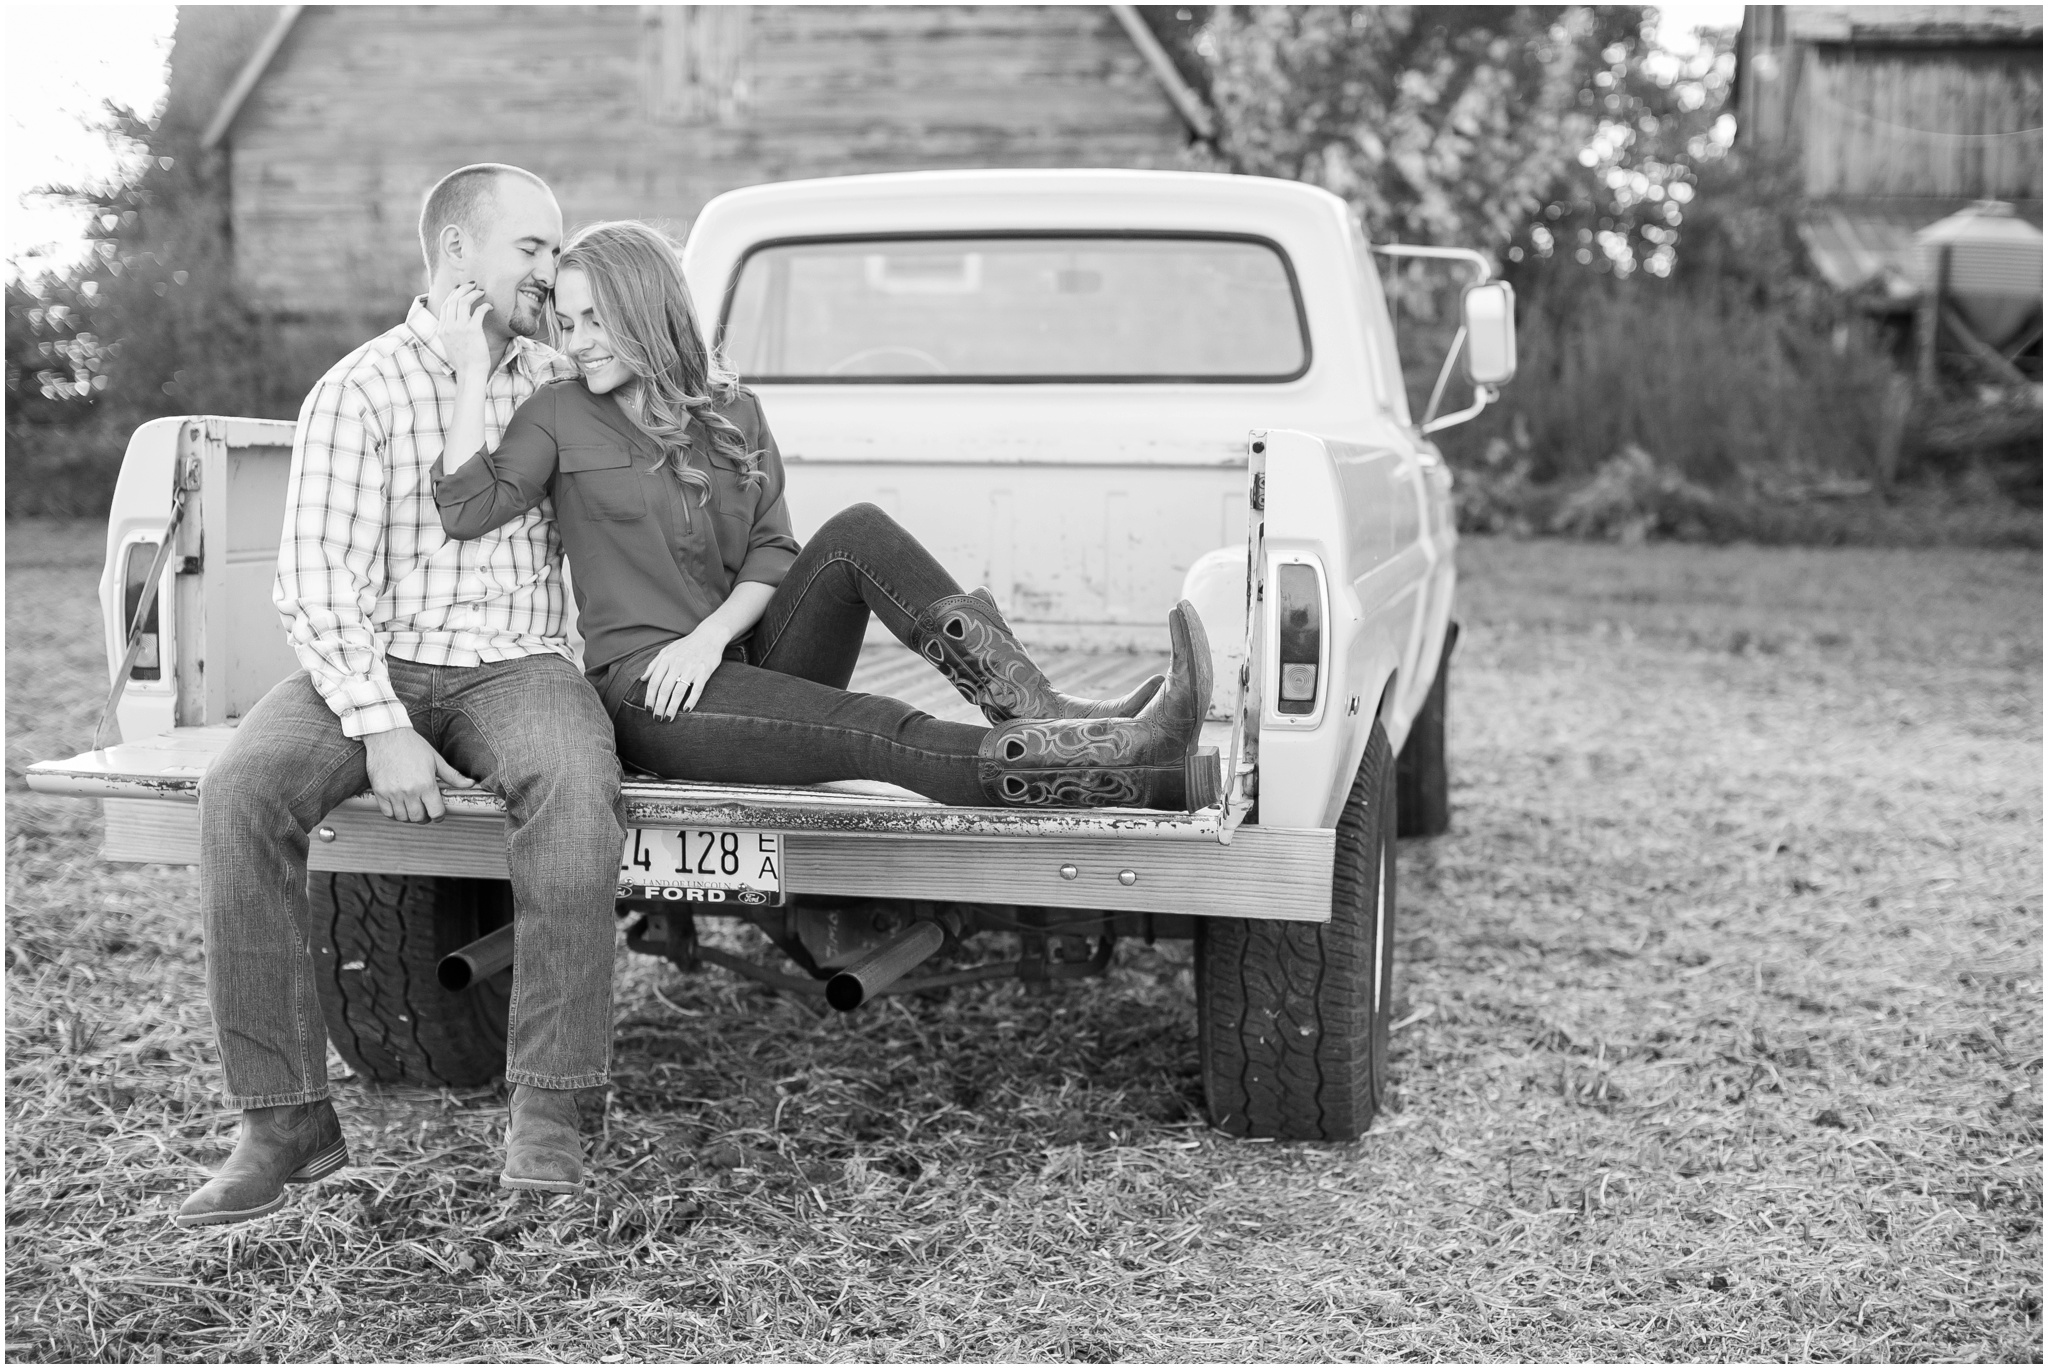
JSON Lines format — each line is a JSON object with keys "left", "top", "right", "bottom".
{"left": 919, "top": 587, "right": 1163, "bottom": 724}
{"left": 500, "top": 1085, "right": 585, "bottom": 1193}
{"left": 173, "top": 1099, "right": 349, "bottom": 1228}
{"left": 978, "top": 600, "right": 1218, "bottom": 810}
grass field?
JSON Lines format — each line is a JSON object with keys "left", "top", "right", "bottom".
{"left": 6, "top": 520, "right": 2041, "bottom": 1362}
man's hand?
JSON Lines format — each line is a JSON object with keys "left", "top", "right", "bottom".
{"left": 437, "top": 282, "right": 494, "bottom": 378}
{"left": 640, "top": 626, "right": 732, "bottom": 721}
{"left": 363, "top": 726, "right": 476, "bottom": 823}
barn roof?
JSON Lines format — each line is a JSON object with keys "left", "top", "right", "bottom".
{"left": 198, "top": 4, "right": 301, "bottom": 149}
{"left": 200, "top": 4, "right": 1212, "bottom": 151}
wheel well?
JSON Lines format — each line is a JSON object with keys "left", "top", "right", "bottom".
{"left": 1374, "top": 671, "right": 1399, "bottom": 728}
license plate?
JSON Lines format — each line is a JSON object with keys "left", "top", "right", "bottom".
{"left": 616, "top": 828, "right": 783, "bottom": 906}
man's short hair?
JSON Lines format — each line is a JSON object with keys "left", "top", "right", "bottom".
{"left": 417, "top": 164, "right": 549, "bottom": 270}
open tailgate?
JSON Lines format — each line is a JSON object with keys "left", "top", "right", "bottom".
{"left": 28, "top": 712, "right": 1329, "bottom": 922}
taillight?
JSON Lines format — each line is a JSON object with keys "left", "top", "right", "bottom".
{"left": 121, "top": 541, "right": 162, "bottom": 681}
{"left": 1275, "top": 561, "right": 1322, "bottom": 716}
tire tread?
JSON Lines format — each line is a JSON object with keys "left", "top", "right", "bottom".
{"left": 1196, "top": 724, "right": 1397, "bottom": 1141}
{"left": 309, "top": 873, "right": 510, "bottom": 1088}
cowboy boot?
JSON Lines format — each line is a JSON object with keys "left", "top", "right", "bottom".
{"left": 917, "top": 588, "right": 1163, "bottom": 725}
{"left": 978, "top": 600, "right": 1219, "bottom": 811}
{"left": 174, "top": 1099, "right": 350, "bottom": 1228}
{"left": 500, "top": 1085, "right": 586, "bottom": 1193}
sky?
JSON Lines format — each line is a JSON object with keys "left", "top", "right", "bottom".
{"left": 1, "top": 1, "right": 1748, "bottom": 284}
{"left": 4, "top": 2, "right": 178, "bottom": 282}
{"left": 1646, "top": 0, "right": 1749, "bottom": 57}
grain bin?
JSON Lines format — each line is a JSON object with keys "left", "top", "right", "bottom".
{"left": 1914, "top": 202, "right": 2044, "bottom": 349}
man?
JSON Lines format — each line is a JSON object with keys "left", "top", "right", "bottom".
{"left": 178, "top": 164, "right": 626, "bottom": 1227}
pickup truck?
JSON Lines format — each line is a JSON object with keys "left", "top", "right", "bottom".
{"left": 28, "top": 169, "right": 1515, "bottom": 1143}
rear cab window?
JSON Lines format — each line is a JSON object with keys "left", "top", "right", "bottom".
{"left": 718, "top": 234, "right": 1311, "bottom": 383}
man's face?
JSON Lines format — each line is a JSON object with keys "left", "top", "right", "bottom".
{"left": 461, "top": 178, "right": 563, "bottom": 340}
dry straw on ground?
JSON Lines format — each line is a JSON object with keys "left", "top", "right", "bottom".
{"left": 6, "top": 522, "right": 2040, "bottom": 1362}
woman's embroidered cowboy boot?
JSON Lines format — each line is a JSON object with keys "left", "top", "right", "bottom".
{"left": 978, "top": 601, "right": 1219, "bottom": 811}
{"left": 917, "top": 588, "right": 1163, "bottom": 724}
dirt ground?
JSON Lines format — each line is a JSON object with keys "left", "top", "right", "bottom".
{"left": 5, "top": 520, "right": 2040, "bottom": 1362}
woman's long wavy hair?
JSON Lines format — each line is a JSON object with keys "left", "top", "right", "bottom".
{"left": 558, "top": 220, "right": 761, "bottom": 503}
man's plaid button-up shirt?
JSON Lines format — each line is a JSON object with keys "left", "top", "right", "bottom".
{"left": 273, "top": 298, "right": 583, "bottom": 737}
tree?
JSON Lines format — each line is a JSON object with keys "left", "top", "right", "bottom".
{"left": 1507, "top": 11, "right": 1746, "bottom": 286}
{"left": 1194, "top": 5, "right": 1747, "bottom": 286}
{"left": 6, "top": 8, "right": 332, "bottom": 516}
{"left": 1197, "top": 6, "right": 1603, "bottom": 248}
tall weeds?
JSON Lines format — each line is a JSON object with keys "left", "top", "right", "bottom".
{"left": 1451, "top": 284, "right": 1899, "bottom": 490}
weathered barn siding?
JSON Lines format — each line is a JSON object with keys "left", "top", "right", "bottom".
{"left": 1739, "top": 5, "right": 2043, "bottom": 200}
{"left": 1803, "top": 47, "right": 2042, "bottom": 199}
{"left": 222, "top": 6, "right": 1189, "bottom": 325}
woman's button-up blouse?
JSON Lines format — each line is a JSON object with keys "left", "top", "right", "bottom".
{"left": 433, "top": 378, "right": 800, "bottom": 714}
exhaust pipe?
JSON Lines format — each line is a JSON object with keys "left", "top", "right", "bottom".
{"left": 438, "top": 924, "right": 514, "bottom": 991}
{"left": 826, "top": 920, "right": 946, "bottom": 1012}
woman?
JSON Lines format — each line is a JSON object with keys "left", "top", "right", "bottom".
{"left": 433, "top": 221, "right": 1215, "bottom": 810}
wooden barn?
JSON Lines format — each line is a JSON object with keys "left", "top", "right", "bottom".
{"left": 191, "top": 5, "right": 1211, "bottom": 334}
{"left": 1736, "top": 5, "right": 2043, "bottom": 297}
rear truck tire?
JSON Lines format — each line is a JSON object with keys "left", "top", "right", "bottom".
{"left": 1195, "top": 721, "right": 1397, "bottom": 1141}
{"left": 1396, "top": 622, "right": 1456, "bottom": 838}
{"left": 309, "top": 873, "right": 512, "bottom": 1088}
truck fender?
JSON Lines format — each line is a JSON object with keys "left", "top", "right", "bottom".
{"left": 1315, "top": 667, "right": 1397, "bottom": 830}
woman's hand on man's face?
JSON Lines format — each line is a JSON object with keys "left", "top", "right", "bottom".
{"left": 438, "top": 282, "right": 493, "bottom": 376}
{"left": 641, "top": 628, "right": 730, "bottom": 720}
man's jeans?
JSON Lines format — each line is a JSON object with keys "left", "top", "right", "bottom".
{"left": 614, "top": 503, "right": 993, "bottom": 806}
{"left": 199, "top": 653, "right": 625, "bottom": 1108}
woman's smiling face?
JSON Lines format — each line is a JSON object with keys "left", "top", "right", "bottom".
{"left": 553, "top": 268, "right": 636, "bottom": 395}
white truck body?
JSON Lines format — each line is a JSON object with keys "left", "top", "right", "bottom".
{"left": 30, "top": 168, "right": 1499, "bottom": 1140}
{"left": 46, "top": 168, "right": 1461, "bottom": 869}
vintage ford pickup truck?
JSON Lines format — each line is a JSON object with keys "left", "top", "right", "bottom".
{"left": 28, "top": 169, "right": 1514, "bottom": 1142}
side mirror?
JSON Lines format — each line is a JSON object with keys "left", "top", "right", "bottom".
{"left": 1461, "top": 280, "right": 1517, "bottom": 388}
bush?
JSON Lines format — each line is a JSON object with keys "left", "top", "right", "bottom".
{"left": 1410, "top": 279, "right": 2044, "bottom": 547}
{"left": 6, "top": 292, "right": 349, "bottom": 518}
{"left": 1546, "top": 444, "right": 1722, "bottom": 543}
{"left": 4, "top": 412, "right": 141, "bottom": 519}
{"left": 6, "top": 9, "right": 345, "bottom": 520}
{"left": 1914, "top": 389, "right": 2044, "bottom": 507}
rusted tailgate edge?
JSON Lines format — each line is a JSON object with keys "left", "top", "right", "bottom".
{"left": 29, "top": 760, "right": 1225, "bottom": 839}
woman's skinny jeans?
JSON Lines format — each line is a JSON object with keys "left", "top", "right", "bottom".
{"left": 611, "top": 503, "right": 996, "bottom": 806}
